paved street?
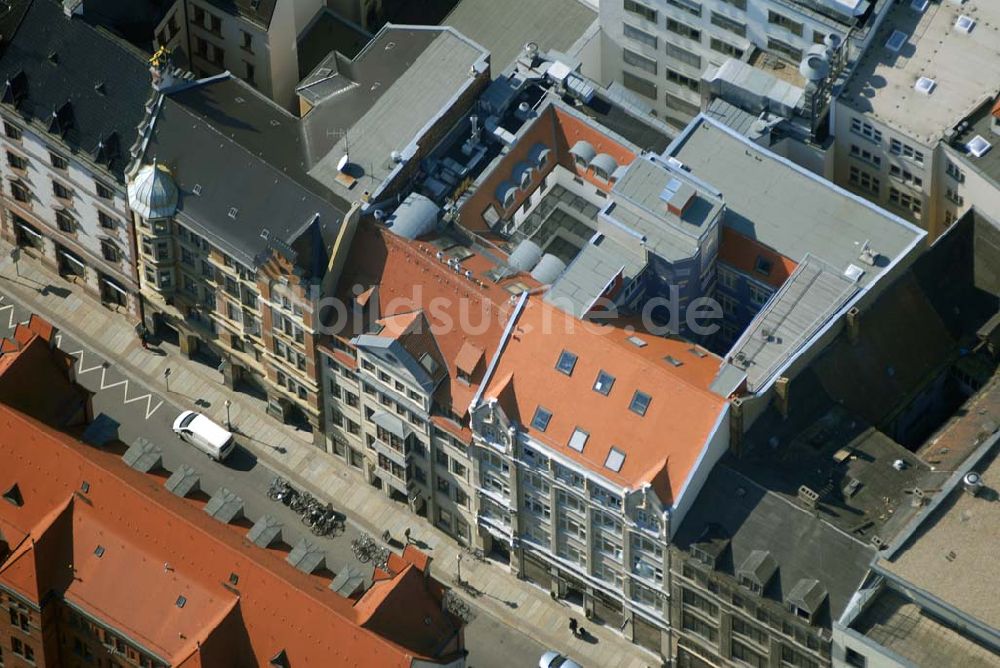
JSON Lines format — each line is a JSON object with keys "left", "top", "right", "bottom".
{"left": 0, "top": 248, "right": 661, "bottom": 668}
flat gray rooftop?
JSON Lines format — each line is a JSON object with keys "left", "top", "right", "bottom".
{"left": 852, "top": 589, "right": 999, "bottom": 668}
{"left": 880, "top": 442, "right": 1000, "bottom": 630}
{"left": 728, "top": 255, "right": 860, "bottom": 392}
{"left": 306, "top": 26, "right": 487, "bottom": 201}
{"left": 443, "top": 0, "right": 595, "bottom": 70}
{"left": 545, "top": 234, "right": 644, "bottom": 318}
{"left": 668, "top": 117, "right": 923, "bottom": 284}
{"left": 839, "top": 0, "right": 1000, "bottom": 145}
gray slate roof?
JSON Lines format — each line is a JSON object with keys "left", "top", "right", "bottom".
{"left": 146, "top": 77, "right": 347, "bottom": 270}
{"left": 675, "top": 463, "right": 876, "bottom": 625}
{"left": 0, "top": 0, "right": 151, "bottom": 181}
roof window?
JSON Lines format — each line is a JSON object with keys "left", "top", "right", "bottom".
{"left": 2, "top": 483, "right": 23, "bottom": 507}
{"left": 909, "top": 0, "right": 927, "bottom": 12}
{"left": 754, "top": 256, "right": 773, "bottom": 275}
{"left": 94, "top": 545, "right": 105, "bottom": 558}
{"left": 568, "top": 428, "right": 589, "bottom": 452}
{"left": 885, "top": 30, "right": 906, "bottom": 53}
{"left": 419, "top": 352, "right": 439, "bottom": 374}
{"left": 630, "top": 391, "right": 651, "bottom": 416}
{"left": 531, "top": 406, "right": 552, "bottom": 432}
{"left": 176, "top": 595, "right": 187, "bottom": 608}
{"left": 966, "top": 135, "right": 992, "bottom": 158}
{"left": 954, "top": 15, "right": 975, "bottom": 34}
{"left": 914, "top": 77, "right": 935, "bottom": 95}
{"left": 664, "top": 355, "right": 683, "bottom": 367}
{"left": 626, "top": 335, "right": 647, "bottom": 348}
{"left": 604, "top": 447, "right": 626, "bottom": 472}
{"left": 555, "top": 350, "right": 578, "bottom": 375}
{"left": 593, "top": 370, "right": 615, "bottom": 395}
{"left": 227, "top": 207, "right": 239, "bottom": 219}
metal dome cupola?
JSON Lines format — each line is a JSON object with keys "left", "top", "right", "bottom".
{"left": 127, "top": 159, "right": 178, "bottom": 220}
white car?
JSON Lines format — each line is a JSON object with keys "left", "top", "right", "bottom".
{"left": 172, "top": 411, "right": 236, "bottom": 461}
{"left": 539, "top": 651, "right": 582, "bottom": 668}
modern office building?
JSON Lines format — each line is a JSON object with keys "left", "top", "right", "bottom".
{"left": 833, "top": 0, "right": 1000, "bottom": 240}
{"left": 599, "top": 0, "right": 893, "bottom": 130}
{"left": 0, "top": 0, "right": 150, "bottom": 320}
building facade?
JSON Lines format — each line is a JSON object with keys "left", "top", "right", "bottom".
{"left": 0, "top": 0, "right": 150, "bottom": 320}
{"left": 600, "top": 0, "right": 889, "bottom": 130}
{"left": 153, "top": 0, "right": 328, "bottom": 110}
{"left": 832, "top": 0, "right": 1000, "bottom": 241}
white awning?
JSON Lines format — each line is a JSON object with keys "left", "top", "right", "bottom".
{"left": 15, "top": 221, "right": 42, "bottom": 239}
{"left": 100, "top": 276, "right": 129, "bottom": 296}
{"left": 58, "top": 248, "right": 86, "bottom": 269}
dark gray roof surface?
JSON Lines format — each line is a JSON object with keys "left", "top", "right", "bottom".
{"left": 147, "top": 77, "right": 348, "bottom": 269}
{"left": 0, "top": 0, "right": 151, "bottom": 181}
{"left": 296, "top": 7, "right": 371, "bottom": 81}
{"left": 576, "top": 91, "right": 674, "bottom": 154}
{"left": 675, "top": 462, "right": 875, "bottom": 625}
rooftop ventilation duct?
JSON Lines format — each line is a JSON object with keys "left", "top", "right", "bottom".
{"left": 508, "top": 239, "right": 543, "bottom": 272}
{"left": 530, "top": 253, "right": 566, "bottom": 284}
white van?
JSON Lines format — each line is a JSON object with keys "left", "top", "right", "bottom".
{"left": 172, "top": 410, "right": 236, "bottom": 461}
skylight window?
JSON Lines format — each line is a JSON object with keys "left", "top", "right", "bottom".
{"left": 664, "top": 355, "right": 683, "bottom": 367}
{"left": 909, "top": 0, "right": 927, "bottom": 12}
{"left": 419, "top": 353, "right": 438, "bottom": 374}
{"left": 176, "top": 595, "right": 187, "bottom": 608}
{"left": 94, "top": 545, "right": 105, "bottom": 558}
{"left": 966, "top": 135, "right": 992, "bottom": 158}
{"left": 626, "top": 336, "right": 647, "bottom": 348}
{"left": 568, "top": 428, "right": 589, "bottom": 452}
{"left": 227, "top": 207, "right": 239, "bottom": 219}
{"left": 885, "top": 30, "right": 907, "bottom": 53}
{"left": 604, "top": 447, "right": 626, "bottom": 473}
{"left": 955, "top": 15, "right": 975, "bottom": 34}
{"left": 630, "top": 391, "right": 651, "bottom": 416}
{"left": 593, "top": 370, "right": 615, "bottom": 395}
{"left": 531, "top": 406, "right": 552, "bottom": 432}
{"left": 556, "top": 350, "right": 578, "bottom": 375}
{"left": 914, "top": 77, "right": 935, "bottom": 95}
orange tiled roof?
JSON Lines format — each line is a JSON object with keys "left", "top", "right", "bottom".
{"left": 718, "top": 227, "right": 798, "bottom": 289}
{"left": 336, "top": 224, "right": 534, "bottom": 417}
{"left": 992, "top": 97, "right": 1000, "bottom": 119}
{"left": 0, "top": 405, "right": 462, "bottom": 667}
{"left": 485, "top": 298, "right": 727, "bottom": 501}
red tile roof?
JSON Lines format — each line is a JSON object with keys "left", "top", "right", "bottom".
{"left": 485, "top": 298, "right": 727, "bottom": 501}
{"left": 334, "top": 223, "right": 533, "bottom": 418}
{"left": 718, "top": 227, "right": 798, "bottom": 289}
{"left": 0, "top": 405, "right": 463, "bottom": 667}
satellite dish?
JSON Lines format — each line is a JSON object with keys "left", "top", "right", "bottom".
{"left": 336, "top": 154, "right": 349, "bottom": 172}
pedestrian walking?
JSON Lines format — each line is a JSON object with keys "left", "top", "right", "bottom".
{"left": 404, "top": 528, "right": 412, "bottom": 544}
{"left": 568, "top": 617, "right": 579, "bottom": 636}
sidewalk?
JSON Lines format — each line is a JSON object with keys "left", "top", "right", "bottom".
{"left": 0, "top": 246, "right": 661, "bottom": 668}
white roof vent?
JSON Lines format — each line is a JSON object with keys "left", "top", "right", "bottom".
{"left": 914, "top": 77, "right": 935, "bottom": 95}
{"left": 885, "top": 30, "right": 907, "bottom": 53}
{"left": 955, "top": 15, "right": 975, "bottom": 34}
{"left": 910, "top": 0, "right": 928, "bottom": 11}
{"left": 966, "top": 135, "right": 992, "bottom": 158}
{"left": 844, "top": 264, "right": 865, "bottom": 282}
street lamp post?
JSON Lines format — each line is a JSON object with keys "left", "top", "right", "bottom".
{"left": 225, "top": 399, "right": 232, "bottom": 431}
{"left": 164, "top": 367, "right": 171, "bottom": 392}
